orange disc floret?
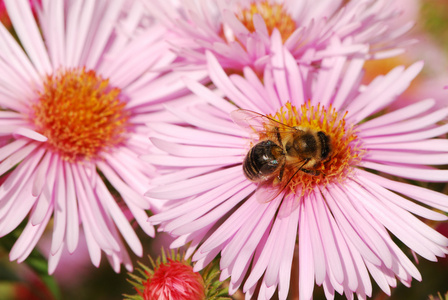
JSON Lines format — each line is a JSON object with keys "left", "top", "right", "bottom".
{"left": 236, "top": 1, "right": 297, "bottom": 42}
{"left": 30, "top": 68, "right": 131, "bottom": 162}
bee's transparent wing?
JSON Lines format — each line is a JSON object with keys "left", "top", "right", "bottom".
{"left": 255, "top": 181, "right": 300, "bottom": 218}
{"left": 254, "top": 180, "right": 285, "bottom": 204}
{"left": 277, "top": 192, "right": 300, "bottom": 218}
{"left": 254, "top": 158, "right": 308, "bottom": 217}
{"left": 230, "top": 109, "right": 295, "bottom": 134}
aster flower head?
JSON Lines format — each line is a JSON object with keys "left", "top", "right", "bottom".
{"left": 146, "top": 39, "right": 448, "bottom": 300}
{"left": 145, "top": 0, "right": 413, "bottom": 73}
{"left": 0, "top": 0, "right": 201, "bottom": 273}
{"left": 125, "top": 249, "right": 230, "bottom": 300}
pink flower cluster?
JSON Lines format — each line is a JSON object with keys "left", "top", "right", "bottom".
{"left": 0, "top": 0, "right": 447, "bottom": 299}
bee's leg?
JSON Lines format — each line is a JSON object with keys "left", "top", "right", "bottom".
{"left": 275, "top": 126, "right": 282, "bottom": 145}
{"left": 302, "top": 169, "right": 320, "bottom": 176}
{"left": 277, "top": 160, "right": 286, "bottom": 181}
{"left": 278, "top": 165, "right": 284, "bottom": 181}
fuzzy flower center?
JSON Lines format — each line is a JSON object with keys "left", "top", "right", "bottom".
{"left": 143, "top": 260, "right": 205, "bottom": 300}
{"left": 30, "top": 68, "right": 131, "bottom": 162}
{"left": 236, "top": 1, "right": 297, "bottom": 42}
{"left": 261, "top": 102, "right": 363, "bottom": 197}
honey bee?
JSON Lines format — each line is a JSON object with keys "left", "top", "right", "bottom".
{"left": 231, "top": 109, "right": 331, "bottom": 202}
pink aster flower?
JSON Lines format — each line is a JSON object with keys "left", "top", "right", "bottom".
{"left": 144, "top": 0, "right": 413, "bottom": 73}
{"left": 0, "top": 0, "right": 202, "bottom": 273}
{"left": 145, "top": 39, "right": 448, "bottom": 299}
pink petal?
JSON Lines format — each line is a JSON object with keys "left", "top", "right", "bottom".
{"left": 10, "top": 203, "right": 53, "bottom": 263}
{"left": 313, "top": 55, "right": 347, "bottom": 108}
{"left": 277, "top": 206, "right": 300, "bottom": 300}
{"left": 183, "top": 76, "right": 237, "bottom": 114}
{"left": 361, "top": 107, "right": 448, "bottom": 137}
{"left": 64, "top": 162, "right": 79, "bottom": 253}
{"left": 262, "top": 59, "right": 282, "bottom": 112}
{"left": 95, "top": 179, "right": 143, "bottom": 256}
{"left": 166, "top": 180, "right": 251, "bottom": 235}
{"left": 230, "top": 219, "right": 271, "bottom": 286}
{"left": 51, "top": 162, "right": 67, "bottom": 255}
{"left": 4, "top": 0, "right": 52, "bottom": 75}
{"left": 147, "top": 166, "right": 243, "bottom": 200}
{"left": 323, "top": 187, "right": 382, "bottom": 267}
{"left": 206, "top": 51, "right": 260, "bottom": 111}
{"left": 332, "top": 56, "right": 365, "bottom": 109}
{"left": 48, "top": 244, "right": 64, "bottom": 275}
{"left": 298, "top": 205, "right": 315, "bottom": 300}
{"left": 263, "top": 215, "right": 291, "bottom": 287}
{"left": 357, "top": 174, "right": 447, "bottom": 221}
{"left": 83, "top": 222, "right": 102, "bottom": 267}
{"left": 220, "top": 194, "right": 275, "bottom": 271}
{"left": 350, "top": 182, "right": 443, "bottom": 261}
{"left": 40, "top": 0, "right": 65, "bottom": 67}
{"left": 363, "top": 124, "right": 448, "bottom": 145}
{"left": 64, "top": 0, "right": 95, "bottom": 67}
{"left": 327, "top": 208, "right": 359, "bottom": 292}
{"left": 143, "top": 153, "right": 241, "bottom": 167}
{"left": 73, "top": 164, "right": 119, "bottom": 252}
{"left": 31, "top": 154, "right": 58, "bottom": 226}
{"left": 358, "top": 99, "right": 435, "bottom": 131}
{"left": 271, "top": 30, "right": 291, "bottom": 105}
{"left": 366, "top": 150, "right": 448, "bottom": 165}
{"left": 0, "top": 179, "right": 36, "bottom": 236}
{"left": 150, "top": 137, "right": 243, "bottom": 158}
{"left": 0, "top": 142, "right": 38, "bottom": 176}
{"left": 13, "top": 127, "right": 47, "bottom": 142}
{"left": 336, "top": 184, "right": 394, "bottom": 268}
{"left": 362, "top": 161, "right": 448, "bottom": 182}
{"left": 198, "top": 195, "right": 269, "bottom": 257}
{"left": 83, "top": 0, "right": 125, "bottom": 69}
{"left": 304, "top": 196, "right": 327, "bottom": 285}
{"left": 348, "top": 62, "right": 423, "bottom": 123}
{"left": 97, "top": 161, "right": 149, "bottom": 210}
{"left": 227, "top": 261, "right": 250, "bottom": 295}
{"left": 150, "top": 177, "right": 244, "bottom": 224}
{"left": 312, "top": 192, "right": 344, "bottom": 284}
{"left": 0, "top": 138, "right": 28, "bottom": 163}
{"left": 345, "top": 236, "right": 373, "bottom": 298}
{"left": 365, "top": 261, "right": 391, "bottom": 295}
{"left": 148, "top": 122, "right": 244, "bottom": 147}
{"left": 31, "top": 152, "right": 52, "bottom": 196}
{"left": 366, "top": 139, "right": 448, "bottom": 152}
{"left": 0, "top": 20, "right": 39, "bottom": 100}
{"left": 193, "top": 246, "right": 222, "bottom": 273}
{"left": 358, "top": 169, "right": 448, "bottom": 211}
{"left": 127, "top": 202, "right": 154, "bottom": 237}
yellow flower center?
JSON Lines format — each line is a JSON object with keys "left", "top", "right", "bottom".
{"left": 260, "top": 102, "right": 363, "bottom": 197}
{"left": 30, "top": 68, "right": 131, "bottom": 162}
{"left": 237, "top": 0, "right": 297, "bottom": 42}
{"left": 236, "top": 1, "right": 297, "bottom": 42}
